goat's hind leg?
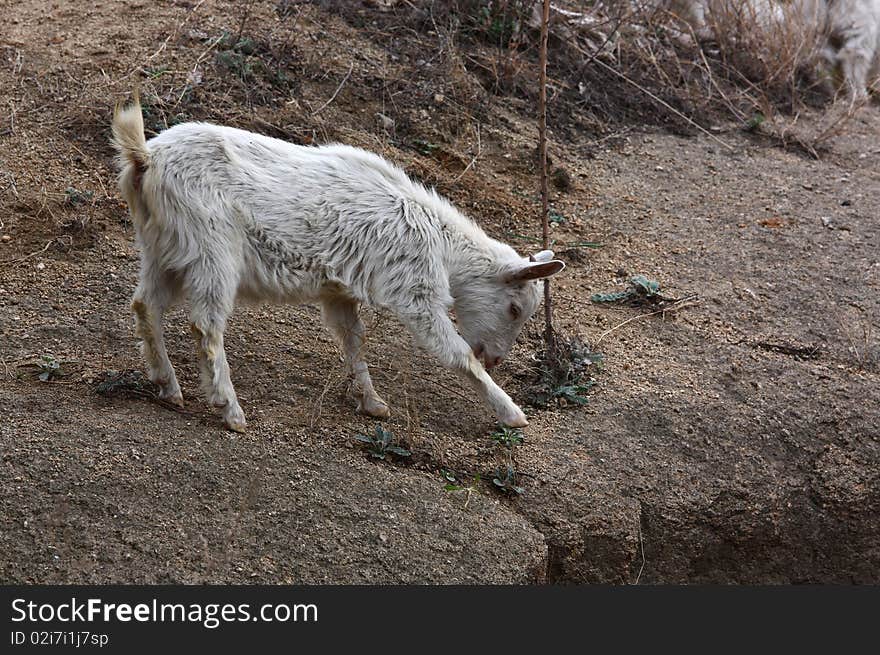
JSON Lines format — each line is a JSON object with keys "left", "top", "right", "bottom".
{"left": 321, "top": 296, "right": 390, "bottom": 418}
{"left": 131, "top": 275, "right": 183, "bottom": 406}
{"left": 189, "top": 281, "right": 246, "bottom": 432}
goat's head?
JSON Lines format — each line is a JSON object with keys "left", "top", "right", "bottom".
{"left": 453, "top": 249, "right": 565, "bottom": 370}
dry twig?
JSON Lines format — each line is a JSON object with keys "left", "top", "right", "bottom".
{"left": 312, "top": 62, "right": 355, "bottom": 116}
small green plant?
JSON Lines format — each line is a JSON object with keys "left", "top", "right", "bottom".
{"left": 35, "top": 355, "right": 62, "bottom": 382}
{"left": 440, "top": 469, "right": 457, "bottom": 484}
{"left": 93, "top": 370, "right": 154, "bottom": 395}
{"left": 527, "top": 336, "right": 602, "bottom": 409}
{"left": 269, "top": 68, "right": 291, "bottom": 89}
{"left": 490, "top": 425, "right": 524, "bottom": 448}
{"left": 145, "top": 65, "right": 170, "bottom": 79}
{"left": 355, "top": 425, "right": 411, "bottom": 460}
{"left": 492, "top": 465, "right": 524, "bottom": 495}
{"left": 412, "top": 139, "right": 440, "bottom": 156}
{"left": 473, "top": 0, "right": 531, "bottom": 46}
{"left": 444, "top": 473, "right": 480, "bottom": 495}
{"left": 64, "top": 187, "right": 93, "bottom": 207}
{"left": 545, "top": 380, "right": 596, "bottom": 406}
{"left": 746, "top": 112, "right": 766, "bottom": 132}
{"left": 218, "top": 31, "right": 257, "bottom": 55}
{"left": 216, "top": 50, "right": 254, "bottom": 79}
{"left": 548, "top": 209, "right": 566, "bottom": 225}
{"left": 591, "top": 275, "right": 662, "bottom": 304}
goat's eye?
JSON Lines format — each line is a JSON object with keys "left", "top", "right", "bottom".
{"left": 509, "top": 304, "right": 521, "bottom": 319}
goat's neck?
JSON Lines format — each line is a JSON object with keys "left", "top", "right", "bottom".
{"left": 443, "top": 228, "right": 496, "bottom": 306}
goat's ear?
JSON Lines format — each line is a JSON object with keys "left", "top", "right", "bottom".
{"left": 505, "top": 259, "right": 565, "bottom": 283}
{"left": 529, "top": 250, "right": 555, "bottom": 263}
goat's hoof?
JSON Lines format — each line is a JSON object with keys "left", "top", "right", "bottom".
{"left": 225, "top": 417, "right": 247, "bottom": 433}
{"left": 498, "top": 406, "right": 528, "bottom": 428}
{"left": 224, "top": 405, "right": 247, "bottom": 433}
{"left": 359, "top": 396, "right": 391, "bottom": 418}
{"left": 160, "top": 389, "right": 184, "bottom": 407}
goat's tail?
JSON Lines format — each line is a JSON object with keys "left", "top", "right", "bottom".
{"left": 112, "top": 89, "right": 151, "bottom": 223}
{"left": 112, "top": 89, "right": 150, "bottom": 174}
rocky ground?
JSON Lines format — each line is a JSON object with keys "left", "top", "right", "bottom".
{"left": 1, "top": 0, "right": 877, "bottom": 583}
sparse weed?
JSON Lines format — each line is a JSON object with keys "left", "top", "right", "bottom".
{"left": 145, "top": 65, "right": 170, "bottom": 79}
{"left": 548, "top": 209, "right": 566, "bottom": 225}
{"left": 35, "top": 355, "right": 62, "bottom": 382}
{"left": 591, "top": 275, "right": 662, "bottom": 304}
{"left": 64, "top": 187, "right": 93, "bottom": 207}
{"left": 218, "top": 31, "right": 257, "bottom": 55}
{"left": 745, "top": 112, "right": 766, "bottom": 132}
{"left": 440, "top": 468, "right": 458, "bottom": 484}
{"left": 215, "top": 30, "right": 260, "bottom": 79}
{"left": 94, "top": 369, "right": 155, "bottom": 395}
{"left": 490, "top": 424, "right": 524, "bottom": 448}
{"left": 492, "top": 465, "right": 524, "bottom": 495}
{"left": 216, "top": 50, "right": 254, "bottom": 79}
{"left": 17, "top": 354, "right": 70, "bottom": 383}
{"left": 355, "top": 424, "right": 412, "bottom": 460}
{"left": 527, "top": 335, "right": 602, "bottom": 409}
{"left": 443, "top": 472, "right": 480, "bottom": 494}
{"left": 412, "top": 139, "right": 440, "bottom": 156}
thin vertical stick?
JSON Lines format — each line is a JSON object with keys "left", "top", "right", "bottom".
{"left": 538, "top": 0, "right": 554, "bottom": 351}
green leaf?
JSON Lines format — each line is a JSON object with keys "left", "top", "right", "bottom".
{"left": 591, "top": 290, "right": 633, "bottom": 303}
{"left": 745, "top": 112, "right": 765, "bottom": 131}
{"left": 354, "top": 434, "right": 373, "bottom": 444}
{"left": 630, "top": 275, "right": 660, "bottom": 296}
{"left": 549, "top": 209, "right": 566, "bottom": 224}
{"left": 444, "top": 484, "right": 464, "bottom": 492}
{"left": 413, "top": 139, "right": 439, "bottom": 156}
{"left": 386, "top": 446, "right": 412, "bottom": 457}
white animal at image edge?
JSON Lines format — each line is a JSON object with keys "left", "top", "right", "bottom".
{"left": 667, "top": 0, "right": 880, "bottom": 97}
{"left": 111, "top": 94, "right": 564, "bottom": 432}
{"left": 822, "top": 0, "right": 880, "bottom": 98}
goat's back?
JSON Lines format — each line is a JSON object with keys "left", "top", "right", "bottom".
{"left": 134, "top": 122, "right": 478, "bottom": 307}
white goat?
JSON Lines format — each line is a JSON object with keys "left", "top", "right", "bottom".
{"left": 669, "top": 0, "right": 880, "bottom": 97}
{"left": 664, "top": 0, "right": 786, "bottom": 38}
{"left": 820, "top": 0, "right": 880, "bottom": 98}
{"left": 111, "top": 96, "right": 564, "bottom": 432}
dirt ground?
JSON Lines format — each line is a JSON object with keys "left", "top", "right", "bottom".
{"left": 1, "top": 1, "right": 878, "bottom": 584}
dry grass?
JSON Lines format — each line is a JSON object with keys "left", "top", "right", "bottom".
{"left": 382, "top": 0, "right": 862, "bottom": 156}
{"left": 577, "top": 1, "right": 835, "bottom": 147}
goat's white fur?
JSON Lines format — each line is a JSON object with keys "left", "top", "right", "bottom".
{"left": 112, "top": 96, "right": 564, "bottom": 432}
{"left": 820, "top": 0, "right": 880, "bottom": 97}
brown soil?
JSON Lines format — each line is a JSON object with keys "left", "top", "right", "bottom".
{"left": 1, "top": 1, "right": 878, "bottom": 584}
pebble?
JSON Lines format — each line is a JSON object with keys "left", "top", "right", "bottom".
{"left": 375, "top": 112, "right": 394, "bottom": 131}
{"left": 1, "top": 234, "right": 10, "bottom": 242}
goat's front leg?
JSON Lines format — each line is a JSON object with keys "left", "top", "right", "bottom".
{"left": 401, "top": 310, "right": 527, "bottom": 427}
{"left": 321, "top": 296, "right": 390, "bottom": 418}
